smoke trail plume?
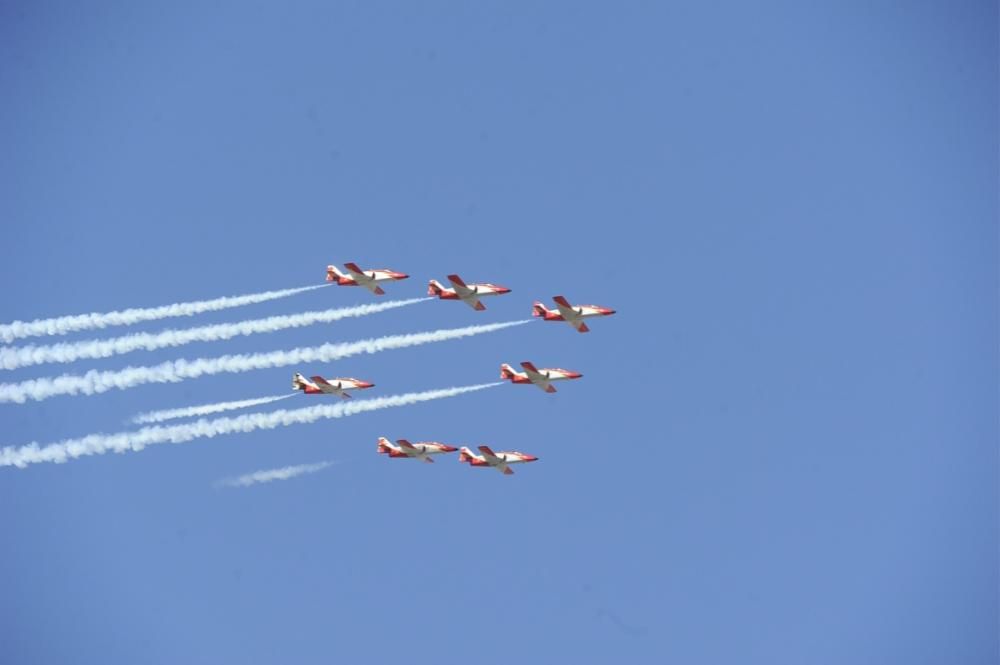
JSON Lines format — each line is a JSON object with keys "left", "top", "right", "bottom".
{"left": 132, "top": 394, "right": 295, "bottom": 425}
{"left": 0, "top": 383, "right": 501, "bottom": 468}
{"left": 215, "top": 461, "right": 335, "bottom": 488}
{"left": 0, "top": 284, "right": 328, "bottom": 344}
{"left": 0, "top": 320, "right": 530, "bottom": 404}
{"left": 0, "top": 298, "right": 429, "bottom": 370}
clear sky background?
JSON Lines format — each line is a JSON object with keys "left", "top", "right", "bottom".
{"left": 0, "top": 2, "right": 996, "bottom": 663}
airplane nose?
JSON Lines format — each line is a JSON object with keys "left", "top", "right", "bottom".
{"left": 606, "top": 309, "right": 617, "bottom": 315}
{"left": 500, "top": 287, "right": 512, "bottom": 294}
{"left": 525, "top": 455, "right": 539, "bottom": 462}
{"left": 441, "top": 445, "right": 458, "bottom": 452}
{"left": 397, "top": 273, "right": 409, "bottom": 280}
{"left": 572, "top": 372, "right": 583, "bottom": 379}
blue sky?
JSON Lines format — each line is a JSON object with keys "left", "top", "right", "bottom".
{"left": 0, "top": 2, "right": 996, "bottom": 663}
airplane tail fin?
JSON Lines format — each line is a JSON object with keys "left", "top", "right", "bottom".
{"left": 458, "top": 446, "right": 475, "bottom": 463}
{"left": 292, "top": 373, "right": 306, "bottom": 390}
{"left": 326, "top": 265, "right": 343, "bottom": 282}
{"left": 427, "top": 279, "right": 445, "bottom": 296}
{"left": 377, "top": 437, "right": 393, "bottom": 454}
{"left": 532, "top": 301, "right": 549, "bottom": 317}
{"left": 500, "top": 363, "right": 516, "bottom": 380}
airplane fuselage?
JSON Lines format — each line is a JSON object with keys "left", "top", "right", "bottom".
{"left": 507, "top": 369, "right": 579, "bottom": 384}
{"left": 433, "top": 284, "right": 508, "bottom": 299}
{"left": 329, "top": 271, "right": 402, "bottom": 287}
{"left": 539, "top": 305, "right": 611, "bottom": 321}
{"left": 293, "top": 373, "right": 374, "bottom": 398}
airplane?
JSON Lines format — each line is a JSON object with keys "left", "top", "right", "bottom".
{"left": 427, "top": 274, "right": 511, "bottom": 311}
{"left": 377, "top": 437, "right": 458, "bottom": 463}
{"left": 500, "top": 361, "right": 583, "bottom": 393}
{"left": 532, "top": 295, "right": 616, "bottom": 333}
{"left": 292, "top": 372, "right": 375, "bottom": 399}
{"left": 326, "top": 262, "right": 409, "bottom": 295}
{"left": 458, "top": 445, "right": 539, "bottom": 475}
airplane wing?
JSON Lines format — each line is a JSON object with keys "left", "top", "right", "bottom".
{"left": 311, "top": 376, "right": 350, "bottom": 396}
{"left": 462, "top": 296, "right": 485, "bottom": 311}
{"left": 344, "top": 262, "right": 366, "bottom": 277}
{"left": 447, "top": 274, "right": 476, "bottom": 298}
{"left": 552, "top": 295, "right": 573, "bottom": 308}
{"left": 477, "top": 445, "right": 503, "bottom": 463}
{"left": 311, "top": 375, "right": 337, "bottom": 390}
{"left": 399, "top": 439, "right": 433, "bottom": 462}
{"left": 475, "top": 446, "right": 512, "bottom": 473}
{"left": 518, "top": 362, "right": 557, "bottom": 389}
{"left": 552, "top": 295, "right": 580, "bottom": 321}
{"left": 569, "top": 320, "right": 590, "bottom": 333}
{"left": 519, "top": 362, "right": 546, "bottom": 380}
{"left": 343, "top": 263, "right": 384, "bottom": 293}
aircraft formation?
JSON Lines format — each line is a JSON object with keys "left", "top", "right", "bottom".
{"left": 0, "top": 262, "right": 614, "bottom": 472}
{"left": 314, "top": 262, "right": 617, "bottom": 475}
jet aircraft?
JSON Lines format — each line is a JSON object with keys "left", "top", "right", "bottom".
{"left": 532, "top": 295, "right": 616, "bottom": 332}
{"left": 427, "top": 274, "right": 511, "bottom": 311}
{"left": 377, "top": 437, "right": 458, "bottom": 463}
{"left": 292, "top": 372, "right": 375, "bottom": 399}
{"left": 458, "top": 445, "right": 538, "bottom": 475}
{"left": 326, "top": 262, "right": 409, "bottom": 295}
{"left": 500, "top": 361, "right": 583, "bottom": 393}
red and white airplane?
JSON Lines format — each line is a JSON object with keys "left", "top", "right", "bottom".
{"left": 326, "top": 262, "right": 409, "bottom": 295}
{"left": 500, "top": 361, "right": 583, "bottom": 393}
{"left": 377, "top": 437, "right": 458, "bottom": 463}
{"left": 427, "top": 274, "right": 511, "bottom": 311}
{"left": 292, "top": 372, "right": 375, "bottom": 399}
{"left": 458, "top": 445, "right": 539, "bottom": 475}
{"left": 532, "top": 295, "right": 616, "bottom": 333}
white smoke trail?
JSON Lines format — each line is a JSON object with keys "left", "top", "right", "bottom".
{"left": 0, "top": 283, "right": 329, "bottom": 344}
{"left": 0, "top": 298, "right": 429, "bottom": 370}
{"left": 0, "top": 320, "right": 530, "bottom": 404}
{"left": 132, "top": 394, "right": 295, "bottom": 425}
{"left": 0, "top": 383, "right": 501, "bottom": 468}
{"left": 215, "top": 461, "right": 335, "bottom": 488}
